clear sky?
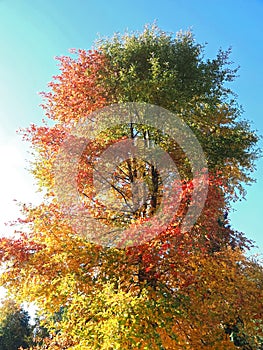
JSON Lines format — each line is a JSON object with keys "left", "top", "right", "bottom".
{"left": 0, "top": 0, "right": 262, "bottom": 254}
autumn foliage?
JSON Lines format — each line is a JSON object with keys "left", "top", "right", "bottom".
{"left": 0, "top": 25, "right": 262, "bottom": 349}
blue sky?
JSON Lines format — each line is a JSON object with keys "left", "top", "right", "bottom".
{"left": 0, "top": 0, "right": 262, "bottom": 253}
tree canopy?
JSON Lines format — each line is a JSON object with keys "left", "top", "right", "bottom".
{"left": 0, "top": 25, "right": 262, "bottom": 349}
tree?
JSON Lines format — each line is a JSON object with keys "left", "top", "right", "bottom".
{"left": 0, "top": 299, "right": 33, "bottom": 350}
{"left": 0, "top": 25, "right": 262, "bottom": 349}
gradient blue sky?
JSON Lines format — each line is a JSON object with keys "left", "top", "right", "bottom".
{"left": 0, "top": 0, "right": 262, "bottom": 253}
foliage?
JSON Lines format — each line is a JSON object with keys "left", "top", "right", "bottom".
{"left": 0, "top": 25, "right": 262, "bottom": 349}
{"left": 0, "top": 299, "right": 33, "bottom": 350}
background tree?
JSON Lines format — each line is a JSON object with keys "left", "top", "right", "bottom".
{"left": 0, "top": 25, "right": 262, "bottom": 349}
{"left": 0, "top": 299, "right": 33, "bottom": 350}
